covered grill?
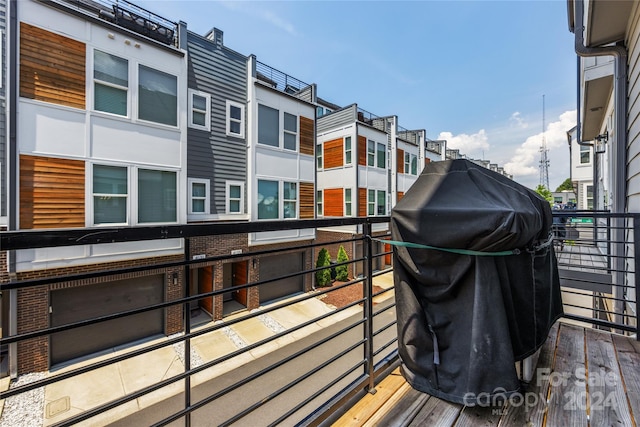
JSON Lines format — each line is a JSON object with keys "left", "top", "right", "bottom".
{"left": 390, "top": 159, "right": 563, "bottom": 405}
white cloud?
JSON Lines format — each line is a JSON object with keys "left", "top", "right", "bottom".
{"left": 261, "top": 10, "right": 296, "bottom": 35}
{"left": 437, "top": 129, "right": 489, "bottom": 159}
{"left": 509, "top": 112, "right": 528, "bottom": 129}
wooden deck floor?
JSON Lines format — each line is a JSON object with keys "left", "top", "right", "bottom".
{"left": 333, "top": 321, "right": 640, "bottom": 426}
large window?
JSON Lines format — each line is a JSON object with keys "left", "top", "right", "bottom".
{"left": 138, "top": 169, "right": 176, "bottom": 223}
{"left": 368, "top": 189, "right": 375, "bottom": 216}
{"left": 404, "top": 152, "right": 410, "bottom": 174}
{"left": 345, "top": 137, "right": 352, "bottom": 165}
{"left": 188, "top": 178, "right": 209, "bottom": 214}
{"left": 188, "top": 90, "right": 210, "bottom": 131}
{"left": 226, "top": 100, "right": 245, "bottom": 138}
{"left": 283, "top": 113, "right": 297, "bottom": 151}
{"left": 227, "top": 181, "right": 244, "bottom": 214}
{"left": 258, "top": 179, "right": 279, "bottom": 219}
{"left": 377, "top": 143, "right": 386, "bottom": 168}
{"left": 316, "top": 144, "right": 323, "bottom": 169}
{"left": 93, "top": 165, "right": 127, "bottom": 224}
{"left": 367, "top": 189, "right": 386, "bottom": 216}
{"left": 93, "top": 164, "right": 177, "bottom": 225}
{"left": 377, "top": 190, "right": 386, "bottom": 215}
{"left": 411, "top": 154, "right": 418, "bottom": 175}
{"left": 258, "top": 104, "right": 279, "bottom": 147}
{"left": 345, "top": 188, "right": 352, "bottom": 216}
{"left": 283, "top": 182, "right": 297, "bottom": 218}
{"left": 94, "top": 50, "right": 128, "bottom": 116}
{"left": 580, "top": 144, "right": 591, "bottom": 164}
{"left": 367, "top": 140, "right": 376, "bottom": 166}
{"left": 138, "top": 65, "right": 177, "bottom": 126}
{"left": 317, "top": 190, "right": 323, "bottom": 216}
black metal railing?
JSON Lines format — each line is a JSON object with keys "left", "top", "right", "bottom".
{"left": 256, "top": 61, "right": 311, "bottom": 95}
{"left": 0, "top": 212, "right": 637, "bottom": 426}
{"left": 0, "top": 217, "right": 397, "bottom": 426}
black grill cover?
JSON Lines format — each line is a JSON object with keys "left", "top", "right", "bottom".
{"left": 390, "top": 159, "right": 563, "bottom": 405}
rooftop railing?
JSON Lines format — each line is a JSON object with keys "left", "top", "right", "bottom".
{"left": 0, "top": 212, "right": 636, "bottom": 426}
{"left": 256, "top": 61, "right": 311, "bottom": 95}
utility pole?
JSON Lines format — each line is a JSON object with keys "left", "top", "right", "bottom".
{"left": 539, "top": 94, "right": 550, "bottom": 189}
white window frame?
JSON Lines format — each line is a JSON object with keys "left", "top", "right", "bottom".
{"left": 344, "top": 188, "right": 352, "bottom": 217}
{"left": 368, "top": 189, "right": 376, "bottom": 216}
{"left": 367, "top": 140, "right": 376, "bottom": 166}
{"left": 188, "top": 178, "right": 210, "bottom": 215}
{"left": 345, "top": 137, "right": 352, "bottom": 165}
{"left": 410, "top": 154, "right": 418, "bottom": 175}
{"left": 226, "top": 181, "right": 245, "bottom": 214}
{"left": 283, "top": 112, "right": 298, "bottom": 151}
{"left": 93, "top": 49, "right": 129, "bottom": 117}
{"left": 316, "top": 143, "right": 323, "bottom": 169}
{"left": 188, "top": 89, "right": 211, "bottom": 131}
{"left": 580, "top": 144, "right": 591, "bottom": 165}
{"left": 91, "top": 163, "right": 129, "bottom": 226}
{"left": 137, "top": 64, "right": 178, "bottom": 127}
{"left": 226, "top": 100, "right": 245, "bottom": 138}
{"left": 317, "top": 190, "right": 323, "bottom": 217}
{"left": 283, "top": 181, "right": 298, "bottom": 219}
{"left": 404, "top": 152, "right": 410, "bottom": 174}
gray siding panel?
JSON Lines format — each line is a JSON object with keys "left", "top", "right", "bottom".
{"left": 186, "top": 33, "right": 248, "bottom": 216}
{"left": 1, "top": 1, "right": 7, "bottom": 217}
{"left": 317, "top": 105, "right": 357, "bottom": 134}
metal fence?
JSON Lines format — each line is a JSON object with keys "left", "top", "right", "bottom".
{"left": 0, "top": 212, "right": 637, "bottom": 426}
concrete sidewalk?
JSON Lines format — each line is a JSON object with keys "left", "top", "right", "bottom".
{"left": 0, "top": 273, "right": 395, "bottom": 427}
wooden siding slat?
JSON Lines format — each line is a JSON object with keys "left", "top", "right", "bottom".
{"left": 20, "top": 22, "right": 86, "bottom": 109}
{"left": 358, "top": 187, "right": 367, "bottom": 217}
{"left": 397, "top": 148, "right": 405, "bottom": 174}
{"left": 324, "top": 188, "right": 344, "bottom": 217}
{"left": 358, "top": 135, "right": 367, "bottom": 166}
{"left": 324, "top": 138, "right": 344, "bottom": 169}
{"left": 299, "top": 182, "right": 314, "bottom": 219}
{"left": 20, "top": 155, "right": 86, "bottom": 229}
{"left": 299, "top": 116, "right": 315, "bottom": 156}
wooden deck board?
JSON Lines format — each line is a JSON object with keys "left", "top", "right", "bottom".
{"left": 331, "top": 322, "right": 639, "bottom": 427}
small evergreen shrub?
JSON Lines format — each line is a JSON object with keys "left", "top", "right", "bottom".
{"left": 315, "top": 248, "right": 332, "bottom": 287}
{"left": 335, "top": 245, "right": 349, "bottom": 281}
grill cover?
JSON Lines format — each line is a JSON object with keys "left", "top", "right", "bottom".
{"left": 391, "top": 159, "right": 563, "bottom": 405}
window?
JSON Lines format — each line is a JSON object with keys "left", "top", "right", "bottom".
{"left": 404, "top": 152, "right": 410, "bottom": 174}
{"left": 317, "top": 190, "right": 323, "bottom": 216}
{"left": 258, "top": 104, "right": 279, "bottom": 147}
{"left": 377, "top": 143, "right": 386, "bottom": 169}
{"left": 94, "top": 50, "right": 128, "bottom": 116}
{"left": 316, "top": 106, "right": 324, "bottom": 118}
{"left": 138, "top": 65, "right": 177, "bottom": 126}
{"left": 345, "top": 188, "right": 352, "bottom": 216}
{"left": 411, "top": 155, "right": 418, "bottom": 175}
{"left": 316, "top": 144, "right": 323, "bottom": 169}
{"left": 93, "top": 165, "right": 127, "bottom": 224}
{"left": 226, "top": 100, "right": 245, "bottom": 138}
{"left": 345, "top": 137, "right": 352, "bottom": 165}
{"left": 377, "top": 190, "right": 386, "bottom": 215}
{"left": 580, "top": 144, "right": 590, "bottom": 164}
{"left": 138, "top": 169, "right": 176, "bottom": 223}
{"left": 283, "top": 113, "right": 297, "bottom": 150}
{"left": 258, "top": 179, "right": 279, "bottom": 219}
{"left": 368, "top": 189, "right": 375, "bottom": 216}
{"left": 367, "top": 140, "right": 375, "bottom": 166}
{"left": 283, "top": 182, "right": 297, "bottom": 218}
{"left": 188, "top": 178, "right": 209, "bottom": 214}
{"left": 188, "top": 90, "right": 210, "bottom": 131}
{"left": 586, "top": 185, "right": 594, "bottom": 210}
{"left": 226, "top": 181, "right": 244, "bottom": 214}
{"left": 554, "top": 196, "right": 563, "bottom": 204}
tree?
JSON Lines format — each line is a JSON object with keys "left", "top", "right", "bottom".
{"left": 335, "top": 245, "right": 349, "bottom": 281}
{"left": 555, "top": 178, "right": 574, "bottom": 192}
{"left": 535, "top": 185, "right": 553, "bottom": 203}
{"left": 315, "top": 248, "right": 332, "bottom": 287}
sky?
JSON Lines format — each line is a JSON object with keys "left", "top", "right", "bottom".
{"left": 138, "top": 0, "right": 578, "bottom": 191}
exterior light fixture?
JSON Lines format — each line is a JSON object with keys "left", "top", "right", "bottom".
{"left": 595, "top": 131, "right": 608, "bottom": 154}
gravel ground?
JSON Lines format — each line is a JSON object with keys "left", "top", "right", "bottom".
{"left": 0, "top": 372, "right": 45, "bottom": 427}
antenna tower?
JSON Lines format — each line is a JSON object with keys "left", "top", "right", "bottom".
{"left": 539, "top": 94, "right": 550, "bottom": 189}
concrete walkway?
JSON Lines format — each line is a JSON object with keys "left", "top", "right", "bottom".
{"left": 0, "top": 273, "right": 395, "bottom": 427}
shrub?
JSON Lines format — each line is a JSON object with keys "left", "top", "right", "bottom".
{"left": 335, "top": 245, "right": 349, "bottom": 281}
{"left": 315, "top": 248, "right": 332, "bottom": 287}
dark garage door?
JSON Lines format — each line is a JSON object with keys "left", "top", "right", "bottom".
{"left": 50, "top": 275, "right": 164, "bottom": 366}
{"left": 259, "top": 252, "right": 304, "bottom": 303}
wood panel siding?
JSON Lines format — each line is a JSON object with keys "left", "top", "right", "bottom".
{"left": 397, "top": 149, "right": 405, "bottom": 174}
{"left": 397, "top": 192, "right": 404, "bottom": 202}
{"left": 299, "top": 116, "right": 315, "bottom": 156}
{"left": 299, "top": 182, "right": 315, "bottom": 219}
{"left": 20, "top": 155, "right": 85, "bottom": 229}
{"left": 425, "top": 158, "right": 431, "bottom": 165}
{"left": 20, "top": 23, "right": 86, "bottom": 109}
{"left": 358, "top": 135, "right": 367, "bottom": 166}
{"left": 324, "top": 138, "right": 344, "bottom": 169}
{"left": 324, "top": 188, "right": 344, "bottom": 217}
{"left": 358, "top": 187, "right": 367, "bottom": 217}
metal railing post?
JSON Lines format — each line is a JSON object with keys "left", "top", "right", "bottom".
{"left": 183, "top": 238, "right": 192, "bottom": 426}
{"left": 633, "top": 216, "right": 640, "bottom": 340}
{"left": 363, "top": 220, "right": 376, "bottom": 394}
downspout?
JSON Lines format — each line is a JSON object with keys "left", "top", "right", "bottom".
{"left": 571, "top": 0, "right": 628, "bottom": 327}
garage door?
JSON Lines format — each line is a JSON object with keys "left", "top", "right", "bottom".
{"left": 259, "top": 252, "right": 304, "bottom": 303}
{"left": 50, "top": 275, "right": 164, "bottom": 366}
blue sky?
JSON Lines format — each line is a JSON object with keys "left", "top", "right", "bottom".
{"left": 139, "top": 0, "right": 578, "bottom": 191}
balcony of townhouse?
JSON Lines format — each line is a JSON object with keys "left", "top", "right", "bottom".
{"left": 0, "top": 212, "right": 638, "bottom": 426}
{"left": 580, "top": 55, "right": 614, "bottom": 141}
{"left": 255, "top": 60, "right": 316, "bottom": 103}
{"left": 46, "top": 0, "right": 178, "bottom": 46}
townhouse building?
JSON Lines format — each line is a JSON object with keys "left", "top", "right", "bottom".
{"left": 3, "top": 0, "right": 188, "bottom": 374}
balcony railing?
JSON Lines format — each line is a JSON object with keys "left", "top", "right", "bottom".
{"left": 0, "top": 212, "right": 636, "bottom": 426}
